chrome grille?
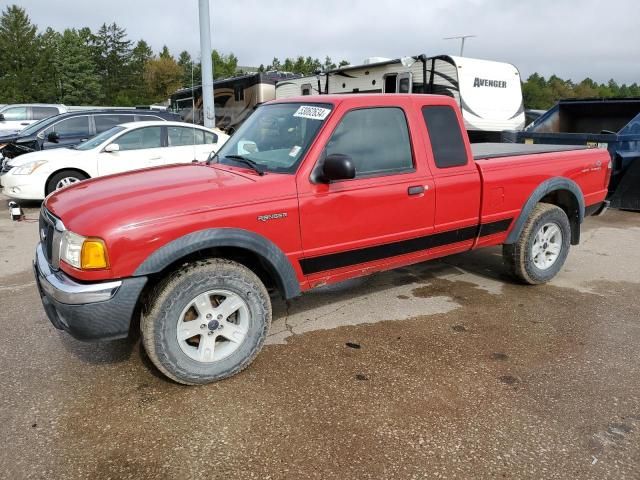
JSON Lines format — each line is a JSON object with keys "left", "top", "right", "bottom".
{"left": 39, "top": 207, "right": 64, "bottom": 270}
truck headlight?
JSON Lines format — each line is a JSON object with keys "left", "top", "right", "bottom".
{"left": 13, "top": 160, "right": 47, "bottom": 175}
{"left": 60, "top": 231, "right": 109, "bottom": 270}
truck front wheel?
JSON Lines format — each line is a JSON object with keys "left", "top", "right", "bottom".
{"left": 502, "top": 203, "right": 571, "bottom": 285}
{"left": 141, "top": 259, "right": 272, "bottom": 385}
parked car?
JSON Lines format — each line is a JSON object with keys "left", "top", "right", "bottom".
{"left": 33, "top": 94, "right": 610, "bottom": 385}
{"left": 0, "top": 104, "right": 67, "bottom": 136}
{"left": 0, "top": 109, "right": 180, "bottom": 166}
{"left": 1, "top": 121, "right": 228, "bottom": 200}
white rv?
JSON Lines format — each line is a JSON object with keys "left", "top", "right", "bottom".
{"left": 275, "top": 54, "right": 525, "bottom": 142}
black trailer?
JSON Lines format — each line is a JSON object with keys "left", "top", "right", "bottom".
{"left": 506, "top": 98, "right": 640, "bottom": 210}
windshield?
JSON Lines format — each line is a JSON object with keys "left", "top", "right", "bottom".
{"left": 18, "top": 115, "right": 60, "bottom": 137}
{"left": 215, "top": 102, "right": 333, "bottom": 174}
{"left": 74, "top": 126, "right": 125, "bottom": 150}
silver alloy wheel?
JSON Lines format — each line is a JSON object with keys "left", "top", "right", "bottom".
{"left": 531, "top": 222, "right": 563, "bottom": 270}
{"left": 176, "top": 289, "right": 250, "bottom": 363}
{"left": 55, "top": 176, "right": 80, "bottom": 190}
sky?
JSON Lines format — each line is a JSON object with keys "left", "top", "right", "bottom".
{"left": 13, "top": 0, "right": 640, "bottom": 84}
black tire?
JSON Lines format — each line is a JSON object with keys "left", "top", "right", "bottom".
{"left": 141, "top": 259, "right": 271, "bottom": 385}
{"left": 502, "top": 203, "right": 571, "bottom": 285}
{"left": 46, "top": 170, "right": 89, "bottom": 195}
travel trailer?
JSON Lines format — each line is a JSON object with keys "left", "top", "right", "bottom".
{"left": 275, "top": 55, "right": 525, "bottom": 142}
{"left": 171, "top": 72, "right": 299, "bottom": 133}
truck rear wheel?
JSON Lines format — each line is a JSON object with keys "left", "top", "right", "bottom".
{"left": 141, "top": 259, "right": 272, "bottom": 385}
{"left": 502, "top": 203, "right": 571, "bottom": 284}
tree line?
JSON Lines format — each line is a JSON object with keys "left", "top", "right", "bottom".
{"left": 0, "top": 5, "right": 350, "bottom": 106}
{"left": 523, "top": 73, "right": 640, "bottom": 110}
{"left": 0, "top": 5, "right": 637, "bottom": 109}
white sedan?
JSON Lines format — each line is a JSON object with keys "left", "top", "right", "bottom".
{"left": 0, "top": 121, "right": 229, "bottom": 200}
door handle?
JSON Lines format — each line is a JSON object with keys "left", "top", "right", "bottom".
{"left": 149, "top": 156, "right": 162, "bottom": 160}
{"left": 408, "top": 185, "right": 426, "bottom": 196}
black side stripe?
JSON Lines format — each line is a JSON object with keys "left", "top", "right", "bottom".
{"left": 300, "top": 218, "right": 513, "bottom": 275}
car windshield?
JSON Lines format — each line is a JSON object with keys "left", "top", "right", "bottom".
{"left": 73, "top": 126, "right": 125, "bottom": 150}
{"left": 215, "top": 102, "right": 333, "bottom": 174}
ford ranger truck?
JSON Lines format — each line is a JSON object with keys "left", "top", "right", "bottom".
{"left": 33, "top": 95, "right": 611, "bottom": 385}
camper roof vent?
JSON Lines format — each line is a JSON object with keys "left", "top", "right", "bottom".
{"left": 362, "top": 57, "right": 392, "bottom": 65}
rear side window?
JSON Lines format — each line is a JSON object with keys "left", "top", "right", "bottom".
{"left": 422, "top": 106, "right": 467, "bottom": 168}
{"left": 95, "top": 114, "right": 136, "bottom": 133}
{"left": 204, "top": 131, "right": 218, "bottom": 144}
{"left": 32, "top": 107, "right": 59, "bottom": 120}
{"left": 325, "top": 107, "right": 413, "bottom": 178}
{"left": 168, "top": 126, "right": 205, "bottom": 146}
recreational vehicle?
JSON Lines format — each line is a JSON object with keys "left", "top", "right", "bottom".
{"left": 170, "top": 72, "right": 300, "bottom": 133}
{"left": 275, "top": 55, "right": 525, "bottom": 142}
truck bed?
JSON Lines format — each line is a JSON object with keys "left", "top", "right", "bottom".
{"left": 472, "top": 143, "right": 588, "bottom": 160}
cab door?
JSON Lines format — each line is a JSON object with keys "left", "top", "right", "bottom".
{"left": 297, "top": 102, "right": 435, "bottom": 282}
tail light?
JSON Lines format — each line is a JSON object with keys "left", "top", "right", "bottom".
{"left": 604, "top": 159, "right": 612, "bottom": 189}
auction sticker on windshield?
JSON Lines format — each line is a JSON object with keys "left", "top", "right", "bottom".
{"left": 293, "top": 105, "right": 331, "bottom": 121}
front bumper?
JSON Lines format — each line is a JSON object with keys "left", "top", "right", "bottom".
{"left": 34, "top": 243, "right": 147, "bottom": 341}
{"left": 0, "top": 170, "right": 46, "bottom": 200}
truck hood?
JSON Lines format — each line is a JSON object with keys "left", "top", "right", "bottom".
{"left": 45, "top": 163, "right": 291, "bottom": 235}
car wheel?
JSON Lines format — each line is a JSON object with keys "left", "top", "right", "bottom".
{"left": 46, "top": 170, "right": 89, "bottom": 195}
{"left": 141, "top": 258, "right": 272, "bottom": 385}
{"left": 503, "top": 203, "right": 571, "bottom": 284}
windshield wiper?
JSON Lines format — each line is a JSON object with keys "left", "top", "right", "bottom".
{"left": 223, "top": 154, "right": 266, "bottom": 176}
{"left": 206, "top": 151, "right": 219, "bottom": 165}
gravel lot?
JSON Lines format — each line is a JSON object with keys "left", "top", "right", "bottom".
{"left": 1, "top": 194, "right": 639, "bottom": 479}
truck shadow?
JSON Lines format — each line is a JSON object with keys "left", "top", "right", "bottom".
{"left": 59, "top": 335, "right": 136, "bottom": 365}
{"left": 270, "top": 246, "right": 510, "bottom": 322}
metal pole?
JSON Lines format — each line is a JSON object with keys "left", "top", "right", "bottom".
{"left": 198, "top": 0, "right": 215, "bottom": 128}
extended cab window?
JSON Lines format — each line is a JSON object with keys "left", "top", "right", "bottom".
{"left": 326, "top": 107, "right": 413, "bottom": 178}
{"left": 422, "top": 106, "right": 467, "bottom": 168}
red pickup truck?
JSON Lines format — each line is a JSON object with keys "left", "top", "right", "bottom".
{"left": 34, "top": 94, "right": 610, "bottom": 384}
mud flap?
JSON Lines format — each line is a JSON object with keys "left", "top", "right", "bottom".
{"left": 609, "top": 160, "right": 640, "bottom": 211}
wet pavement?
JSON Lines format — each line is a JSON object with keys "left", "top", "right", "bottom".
{"left": 1, "top": 196, "right": 639, "bottom": 479}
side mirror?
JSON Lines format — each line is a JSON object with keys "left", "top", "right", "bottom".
{"left": 104, "top": 143, "right": 120, "bottom": 153}
{"left": 0, "top": 114, "right": 5, "bottom": 121}
{"left": 47, "top": 131, "right": 60, "bottom": 143}
{"left": 314, "top": 153, "right": 356, "bottom": 183}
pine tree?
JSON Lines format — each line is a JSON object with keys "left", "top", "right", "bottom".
{"left": 93, "top": 22, "right": 133, "bottom": 104}
{"left": 0, "top": 5, "right": 39, "bottom": 102}
{"left": 54, "top": 29, "right": 102, "bottom": 104}
{"left": 159, "top": 45, "right": 173, "bottom": 60}
{"left": 178, "top": 50, "right": 195, "bottom": 87}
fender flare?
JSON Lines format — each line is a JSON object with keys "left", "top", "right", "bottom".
{"left": 505, "top": 177, "right": 585, "bottom": 245}
{"left": 133, "top": 228, "right": 301, "bottom": 299}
